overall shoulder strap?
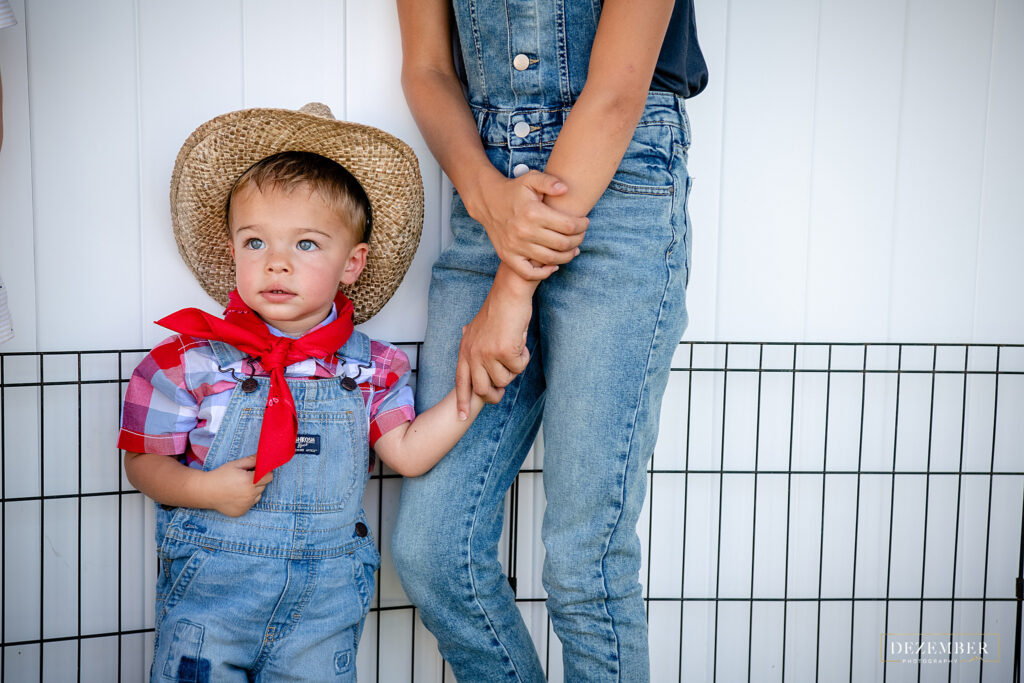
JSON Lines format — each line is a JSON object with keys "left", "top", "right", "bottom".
{"left": 336, "top": 330, "right": 371, "bottom": 365}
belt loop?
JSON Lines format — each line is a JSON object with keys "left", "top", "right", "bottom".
{"left": 676, "top": 94, "right": 692, "bottom": 146}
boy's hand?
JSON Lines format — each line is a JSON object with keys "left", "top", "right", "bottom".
{"left": 203, "top": 454, "right": 273, "bottom": 517}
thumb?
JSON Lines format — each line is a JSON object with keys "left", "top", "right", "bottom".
{"left": 523, "top": 171, "right": 567, "bottom": 197}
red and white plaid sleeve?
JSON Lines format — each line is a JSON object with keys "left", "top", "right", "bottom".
{"left": 366, "top": 341, "right": 416, "bottom": 446}
{"left": 117, "top": 335, "right": 201, "bottom": 455}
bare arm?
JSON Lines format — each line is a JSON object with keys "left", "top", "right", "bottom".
{"left": 396, "top": 0, "right": 588, "bottom": 280}
{"left": 542, "top": 0, "right": 676, "bottom": 217}
{"left": 371, "top": 389, "right": 486, "bottom": 477}
{"left": 123, "top": 451, "right": 271, "bottom": 517}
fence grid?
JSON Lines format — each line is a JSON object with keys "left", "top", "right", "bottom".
{"left": 1, "top": 342, "right": 1021, "bottom": 682}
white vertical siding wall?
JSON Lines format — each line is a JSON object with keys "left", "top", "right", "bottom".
{"left": 1, "top": 0, "right": 1021, "bottom": 348}
{"left": 2, "top": 0, "right": 1022, "bottom": 352}
{"left": 0, "top": 0, "right": 1021, "bottom": 681}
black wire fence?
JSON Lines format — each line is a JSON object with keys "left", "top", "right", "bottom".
{"left": 1, "top": 342, "right": 1021, "bottom": 681}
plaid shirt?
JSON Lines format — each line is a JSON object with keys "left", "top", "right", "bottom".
{"left": 118, "top": 313, "right": 415, "bottom": 469}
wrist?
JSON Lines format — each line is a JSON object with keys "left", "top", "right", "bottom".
{"left": 494, "top": 263, "right": 538, "bottom": 300}
{"left": 460, "top": 167, "right": 504, "bottom": 225}
{"left": 183, "top": 467, "right": 213, "bottom": 509}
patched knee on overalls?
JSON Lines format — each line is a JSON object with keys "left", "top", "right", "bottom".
{"left": 334, "top": 649, "right": 354, "bottom": 675}
{"left": 161, "top": 619, "right": 210, "bottom": 682}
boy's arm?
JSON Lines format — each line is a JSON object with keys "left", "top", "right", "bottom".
{"left": 371, "top": 390, "right": 486, "bottom": 477}
{"left": 123, "top": 451, "right": 271, "bottom": 517}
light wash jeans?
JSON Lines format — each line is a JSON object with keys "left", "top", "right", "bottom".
{"left": 150, "top": 334, "right": 380, "bottom": 682}
{"left": 393, "top": 89, "right": 692, "bottom": 681}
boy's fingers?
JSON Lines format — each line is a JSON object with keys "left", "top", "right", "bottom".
{"left": 484, "top": 359, "right": 515, "bottom": 389}
{"left": 255, "top": 472, "right": 273, "bottom": 487}
{"left": 482, "top": 386, "right": 506, "bottom": 405}
{"left": 235, "top": 454, "right": 258, "bottom": 468}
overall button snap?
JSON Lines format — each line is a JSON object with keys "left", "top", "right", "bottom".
{"left": 355, "top": 522, "right": 368, "bottom": 537}
{"left": 512, "top": 163, "right": 530, "bottom": 177}
{"left": 513, "top": 53, "right": 530, "bottom": 71}
{"left": 513, "top": 121, "right": 531, "bottom": 138}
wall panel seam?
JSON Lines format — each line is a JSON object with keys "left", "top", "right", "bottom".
{"left": 882, "top": 0, "right": 912, "bottom": 343}
{"left": 23, "top": 0, "right": 40, "bottom": 351}
{"left": 133, "top": 0, "right": 145, "bottom": 346}
{"left": 711, "top": 0, "right": 732, "bottom": 341}
{"left": 968, "top": 0, "right": 1001, "bottom": 342}
{"left": 800, "top": 0, "right": 825, "bottom": 341}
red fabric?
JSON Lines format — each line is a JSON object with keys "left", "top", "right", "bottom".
{"left": 156, "top": 290, "right": 354, "bottom": 482}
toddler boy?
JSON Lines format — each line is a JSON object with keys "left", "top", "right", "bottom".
{"left": 118, "top": 104, "right": 489, "bottom": 681}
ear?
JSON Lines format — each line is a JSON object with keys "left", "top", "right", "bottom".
{"left": 339, "top": 243, "right": 369, "bottom": 286}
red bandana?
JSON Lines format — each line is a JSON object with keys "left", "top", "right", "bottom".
{"left": 157, "top": 290, "right": 355, "bottom": 483}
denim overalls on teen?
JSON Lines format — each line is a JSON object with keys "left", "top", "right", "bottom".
{"left": 151, "top": 333, "right": 380, "bottom": 683}
{"left": 391, "top": 1, "right": 692, "bottom": 681}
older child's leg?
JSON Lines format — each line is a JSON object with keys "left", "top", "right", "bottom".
{"left": 392, "top": 194, "right": 547, "bottom": 681}
{"left": 536, "top": 112, "right": 691, "bottom": 682}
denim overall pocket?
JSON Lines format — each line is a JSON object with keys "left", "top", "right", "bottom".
{"left": 226, "top": 404, "right": 364, "bottom": 512}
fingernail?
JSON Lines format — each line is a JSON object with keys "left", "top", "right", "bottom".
{"left": 459, "top": 411, "right": 468, "bottom": 421}
{"left": 553, "top": 182, "right": 566, "bottom": 191}
{"left": 574, "top": 248, "right": 580, "bottom": 255}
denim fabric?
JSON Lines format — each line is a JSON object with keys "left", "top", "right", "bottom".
{"left": 391, "top": 3, "right": 692, "bottom": 679}
{"left": 150, "top": 333, "right": 380, "bottom": 682}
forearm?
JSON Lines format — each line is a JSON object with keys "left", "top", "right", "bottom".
{"left": 123, "top": 451, "right": 212, "bottom": 508}
{"left": 397, "top": 0, "right": 504, "bottom": 222}
{"left": 401, "top": 67, "right": 504, "bottom": 216}
{"left": 374, "top": 391, "right": 485, "bottom": 477}
{"left": 543, "top": 0, "right": 675, "bottom": 217}
{"left": 542, "top": 89, "right": 648, "bottom": 217}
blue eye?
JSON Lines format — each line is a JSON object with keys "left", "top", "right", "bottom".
{"left": 244, "top": 238, "right": 264, "bottom": 250}
{"left": 297, "top": 239, "right": 318, "bottom": 251}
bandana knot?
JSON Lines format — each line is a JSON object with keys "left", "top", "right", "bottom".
{"left": 156, "top": 290, "right": 355, "bottom": 483}
{"left": 264, "top": 337, "right": 295, "bottom": 371}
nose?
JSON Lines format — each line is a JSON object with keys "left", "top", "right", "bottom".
{"left": 264, "top": 247, "right": 291, "bottom": 274}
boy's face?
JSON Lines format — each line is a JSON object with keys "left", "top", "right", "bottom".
{"left": 228, "top": 183, "right": 367, "bottom": 336}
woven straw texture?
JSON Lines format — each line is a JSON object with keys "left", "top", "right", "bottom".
{"left": 170, "top": 105, "right": 423, "bottom": 325}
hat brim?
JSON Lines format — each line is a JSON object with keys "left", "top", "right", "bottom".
{"left": 170, "top": 107, "right": 423, "bottom": 325}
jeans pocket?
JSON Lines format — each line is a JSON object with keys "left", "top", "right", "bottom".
{"left": 159, "top": 541, "right": 213, "bottom": 617}
{"left": 607, "top": 122, "right": 676, "bottom": 196}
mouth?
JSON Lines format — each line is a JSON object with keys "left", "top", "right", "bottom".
{"left": 260, "top": 288, "right": 296, "bottom": 301}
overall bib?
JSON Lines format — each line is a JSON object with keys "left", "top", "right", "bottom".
{"left": 392, "top": 1, "right": 692, "bottom": 681}
{"left": 152, "top": 333, "right": 380, "bottom": 682}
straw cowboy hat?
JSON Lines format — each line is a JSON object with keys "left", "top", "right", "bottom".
{"left": 170, "top": 103, "right": 423, "bottom": 324}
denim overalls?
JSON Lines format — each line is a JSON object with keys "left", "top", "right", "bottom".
{"left": 392, "top": 1, "right": 692, "bottom": 681}
{"left": 151, "top": 333, "right": 380, "bottom": 682}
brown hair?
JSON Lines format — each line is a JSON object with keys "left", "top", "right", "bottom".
{"left": 226, "top": 151, "right": 372, "bottom": 242}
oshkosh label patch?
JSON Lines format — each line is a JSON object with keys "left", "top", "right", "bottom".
{"left": 295, "top": 434, "right": 321, "bottom": 455}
